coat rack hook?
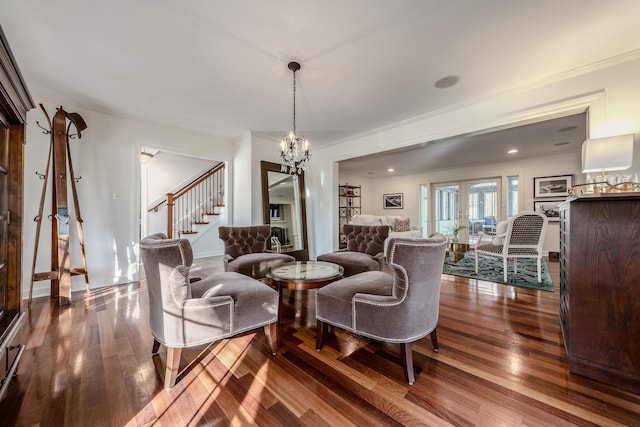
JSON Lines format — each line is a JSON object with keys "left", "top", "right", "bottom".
{"left": 35, "top": 121, "right": 51, "bottom": 134}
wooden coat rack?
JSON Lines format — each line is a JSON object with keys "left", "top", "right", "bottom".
{"left": 30, "top": 104, "right": 89, "bottom": 305}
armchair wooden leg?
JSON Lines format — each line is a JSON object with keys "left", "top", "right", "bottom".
{"left": 400, "top": 342, "right": 415, "bottom": 385}
{"left": 503, "top": 258, "right": 508, "bottom": 283}
{"left": 537, "top": 258, "right": 542, "bottom": 283}
{"left": 316, "top": 320, "right": 327, "bottom": 351}
{"left": 430, "top": 329, "right": 439, "bottom": 352}
{"left": 264, "top": 322, "right": 278, "bottom": 355}
{"left": 475, "top": 251, "right": 479, "bottom": 273}
{"left": 164, "top": 347, "right": 182, "bottom": 389}
{"left": 152, "top": 339, "right": 161, "bottom": 355}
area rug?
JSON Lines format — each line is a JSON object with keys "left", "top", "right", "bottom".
{"left": 442, "top": 251, "right": 554, "bottom": 292}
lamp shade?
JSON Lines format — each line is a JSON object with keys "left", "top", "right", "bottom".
{"left": 581, "top": 134, "right": 634, "bottom": 173}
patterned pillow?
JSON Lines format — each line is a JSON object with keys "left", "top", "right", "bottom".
{"left": 394, "top": 218, "right": 411, "bottom": 232}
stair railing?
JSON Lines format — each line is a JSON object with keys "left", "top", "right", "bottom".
{"left": 148, "top": 162, "right": 225, "bottom": 238}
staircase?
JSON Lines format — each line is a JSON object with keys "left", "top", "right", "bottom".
{"left": 147, "top": 162, "right": 225, "bottom": 238}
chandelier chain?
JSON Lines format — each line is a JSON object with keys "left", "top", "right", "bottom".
{"left": 292, "top": 68, "right": 296, "bottom": 135}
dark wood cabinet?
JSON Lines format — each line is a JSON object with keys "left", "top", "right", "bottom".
{"left": 559, "top": 195, "right": 640, "bottom": 394}
{"left": 0, "top": 25, "right": 35, "bottom": 400}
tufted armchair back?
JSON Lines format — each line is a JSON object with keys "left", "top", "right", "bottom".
{"left": 343, "top": 224, "right": 390, "bottom": 256}
{"left": 141, "top": 232, "right": 193, "bottom": 271}
{"left": 218, "top": 225, "right": 271, "bottom": 258}
{"left": 218, "top": 225, "right": 295, "bottom": 279}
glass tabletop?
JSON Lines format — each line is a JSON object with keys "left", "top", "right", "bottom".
{"left": 268, "top": 261, "right": 343, "bottom": 281}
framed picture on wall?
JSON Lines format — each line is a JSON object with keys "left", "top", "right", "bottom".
{"left": 533, "top": 174, "right": 573, "bottom": 198}
{"left": 533, "top": 199, "right": 564, "bottom": 221}
{"left": 383, "top": 193, "right": 403, "bottom": 209}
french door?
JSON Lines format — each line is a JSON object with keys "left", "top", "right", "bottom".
{"left": 432, "top": 178, "right": 500, "bottom": 242}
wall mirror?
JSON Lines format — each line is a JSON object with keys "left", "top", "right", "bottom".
{"left": 261, "top": 161, "right": 309, "bottom": 260}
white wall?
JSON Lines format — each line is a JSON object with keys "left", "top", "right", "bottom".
{"left": 250, "top": 133, "right": 282, "bottom": 224}
{"left": 145, "top": 151, "right": 214, "bottom": 203}
{"left": 311, "top": 56, "right": 640, "bottom": 257}
{"left": 24, "top": 95, "right": 235, "bottom": 298}
{"left": 231, "top": 132, "right": 282, "bottom": 226}
{"left": 232, "top": 132, "right": 253, "bottom": 225}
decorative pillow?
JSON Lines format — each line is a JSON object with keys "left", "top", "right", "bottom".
{"left": 492, "top": 220, "right": 509, "bottom": 245}
{"left": 394, "top": 218, "right": 411, "bottom": 232}
{"left": 385, "top": 216, "right": 401, "bottom": 231}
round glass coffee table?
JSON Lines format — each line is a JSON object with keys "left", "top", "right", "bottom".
{"left": 267, "top": 261, "right": 344, "bottom": 325}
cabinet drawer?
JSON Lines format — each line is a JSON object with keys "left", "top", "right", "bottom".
{"left": 0, "top": 313, "right": 25, "bottom": 401}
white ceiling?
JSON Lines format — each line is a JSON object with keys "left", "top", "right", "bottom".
{"left": 339, "top": 112, "right": 587, "bottom": 177}
{"left": 3, "top": 1, "right": 640, "bottom": 170}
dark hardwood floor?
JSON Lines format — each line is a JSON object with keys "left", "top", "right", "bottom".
{"left": 2, "top": 259, "right": 639, "bottom": 426}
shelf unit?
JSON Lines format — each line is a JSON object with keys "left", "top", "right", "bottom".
{"left": 338, "top": 184, "right": 361, "bottom": 248}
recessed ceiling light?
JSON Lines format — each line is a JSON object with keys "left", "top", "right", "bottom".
{"left": 387, "top": 168, "right": 394, "bottom": 172}
{"left": 434, "top": 75, "right": 460, "bottom": 89}
{"left": 507, "top": 149, "right": 518, "bottom": 154}
{"left": 553, "top": 141, "right": 571, "bottom": 146}
{"left": 557, "top": 126, "right": 577, "bottom": 132}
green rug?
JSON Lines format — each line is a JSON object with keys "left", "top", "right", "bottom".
{"left": 442, "top": 251, "right": 554, "bottom": 292}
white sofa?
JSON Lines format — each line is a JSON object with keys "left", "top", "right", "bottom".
{"left": 350, "top": 214, "right": 423, "bottom": 257}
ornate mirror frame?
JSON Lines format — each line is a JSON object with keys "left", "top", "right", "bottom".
{"left": 260, "top": 161, "right": 309, "bottom": 260}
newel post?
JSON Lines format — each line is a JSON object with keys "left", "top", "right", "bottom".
{"left": 167, "top": 193, "right": 174, "bottom": 238}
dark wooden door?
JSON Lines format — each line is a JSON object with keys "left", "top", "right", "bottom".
{"left": 0, "top": 121, "right": 8, "bottom": 325}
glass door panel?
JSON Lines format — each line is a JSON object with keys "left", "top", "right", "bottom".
{"left": 466, "top": 179, "right": 499, "bottom": 242}
{"left": 432, "top": 178, "right": 501, "bottom": 243}
{"left": 433, "top": 183, "right": 460, "bottom": 236}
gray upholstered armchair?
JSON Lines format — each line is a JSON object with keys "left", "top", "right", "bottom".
{"left": 140, "top": 233, "right": 279, "bottom": 389}
{"left": 218, "top": 225, "right": 295, "bottom": 279}
{"left": 316, "top": 235, "right": 448, "bottom": 384}
{"left": 317, "top": 224, "right": 390, "bottom": 277}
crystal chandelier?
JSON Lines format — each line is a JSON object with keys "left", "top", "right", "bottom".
{"left": 280, "top": 61, "right": 310, "bottom": 174}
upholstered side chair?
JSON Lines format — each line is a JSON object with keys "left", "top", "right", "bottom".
{"left": 317, "top": 224, "right": 390, "bottom": 277}
{"left": 474, "top": 211, "right": 548, "bottom": 283}
{"left": 140, "top": 233, "right": 279, "bottom": 389}
{"left": 218, "top": 225, "right": 295, "bottom": 279}
{"left": 316, "top": 235, "right": 448, "bottom": 384}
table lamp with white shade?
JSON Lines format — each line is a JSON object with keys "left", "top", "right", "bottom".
{"left": 581, "top": 134, "right": 634, "bottom": 178}
{"left": 573, "top": 134, "right": 638, "bottom": 195}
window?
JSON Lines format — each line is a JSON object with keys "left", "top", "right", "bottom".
{"left": 420, "top": 185, "right": 428, "bottom": 237}
{"left": 507, "top": 176, "right": 518, "bottom": 218}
